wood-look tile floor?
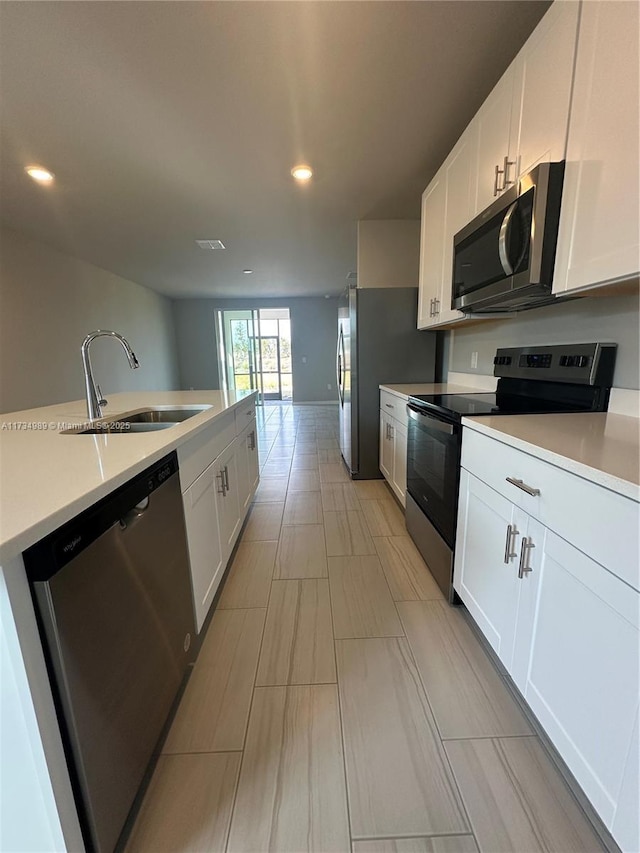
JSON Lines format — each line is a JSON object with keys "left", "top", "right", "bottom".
{"left": 128, "top": 403, "right": 606, "bottom": 853}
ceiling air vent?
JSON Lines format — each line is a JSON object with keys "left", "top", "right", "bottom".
{"left": 346, "top": 271, "right": 357, "bottom": 280}
{"left": 195, "top": 239, "right": 226, "bottom": 250}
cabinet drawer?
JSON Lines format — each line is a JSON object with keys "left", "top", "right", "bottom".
{"left": 178, "top": 412, "right": 236, "bottom": 492}
{"left": 234, "top": 398, "right": 257, "bottom": 436}
{"left": 461, "top": 428, "right": 639, "bottom": 590}
{"left": 380, "top": 390, "right": 407, "bottom": 427}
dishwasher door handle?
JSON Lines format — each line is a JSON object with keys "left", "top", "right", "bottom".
{"left": 119, "top": 496, "right": 150, "bottom": 530}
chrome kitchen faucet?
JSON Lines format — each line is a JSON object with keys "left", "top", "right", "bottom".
{"left": 81, "top": 330, "right": 139, "bottom": 420}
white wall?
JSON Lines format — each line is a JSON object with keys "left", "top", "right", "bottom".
{"left": 0, "top": 227, "right": 179, "bottom": 414}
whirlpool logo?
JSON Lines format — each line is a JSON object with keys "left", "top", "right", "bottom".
{"left": 63, "top": 535, "right": 82, "bottom": 554}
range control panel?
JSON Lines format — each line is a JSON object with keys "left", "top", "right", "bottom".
{"left": 493, "top": 343, "right": 617, "bottom": 386}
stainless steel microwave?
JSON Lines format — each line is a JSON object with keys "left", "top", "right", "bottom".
{"left": 452, "top": 161, "right": 565, "bottom": 313}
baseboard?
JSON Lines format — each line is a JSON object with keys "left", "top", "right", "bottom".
{"left": 291, "top": 400, "right": 339, "bottom": 406}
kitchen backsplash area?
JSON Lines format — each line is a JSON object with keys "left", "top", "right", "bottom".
{"left": 441, "top": 289, "right": 640, "bottom": 390}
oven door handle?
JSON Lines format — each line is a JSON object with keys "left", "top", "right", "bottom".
{"left": 406, "top": 405, "right": 454, "bottom": 435}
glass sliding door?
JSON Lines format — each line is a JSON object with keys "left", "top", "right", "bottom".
{"left": 217, "top": 307, "right": 292, "bottom": 403}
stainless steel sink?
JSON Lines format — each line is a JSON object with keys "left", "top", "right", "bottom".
{"left": 74, "top": 422, "right": 178, "bottom": 435}
{"left": 62, "top": 406, "right": 210, "bottom": 434}
{"left": 120, "top": 408, "right": 208, "bottom": 423}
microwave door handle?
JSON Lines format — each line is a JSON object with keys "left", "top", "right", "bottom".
{"left": 406, "top": 405, "right": 454, "bottom": 435}
{"left": 498, "top": 201, "right": 517, "bottom": 276}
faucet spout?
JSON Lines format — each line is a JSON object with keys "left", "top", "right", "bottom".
{"left": 81, "top": 330, "right": 140, "bottom": 420}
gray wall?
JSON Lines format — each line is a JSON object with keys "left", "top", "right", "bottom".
{"left": 445, "top": 290, "right": 640, "bottom": 389}
{"left": 0, "top": 227, "right": 180, "bottom": 414}
{"left": 172, "top": 299, "right": 221, "bottom": 391}
{"left": 172, "top": 296, "right": 340, "bottom": 402}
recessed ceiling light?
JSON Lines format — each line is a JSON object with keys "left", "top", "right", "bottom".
{"left": 291, "top": 164, "right": 313, "bottom": 181}
{"left": 242, "top": 269, "right": 253, "bottom": 274}
{"left": 25, "top": 166, "right": 54, "bottom": 184}
{"left": 195, "top": 239, "right": 225, "bottom": 250}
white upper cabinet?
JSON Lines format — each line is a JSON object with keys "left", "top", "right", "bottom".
{"left": 474, "top": 70, "right": 515, "bottom": 213}
{"left": 417, "top": 173, "right": 446, "bottom": 329}
{"left": 508, "top": 1, "right": 579, "bottom": 180}
{"left": 553, "top": 0, "right": 640, "bottom": 294}
{"left": 417, "top": 0, "right": 579, "bottom": 330}
{"left": 475, "top": 1, "right": 578, "bottom": 214}
{"left": 418, "top": 125, "right": 478, "bottom": 329}
{"left": 440, "top": 124, "right": 479, "bottom": 324}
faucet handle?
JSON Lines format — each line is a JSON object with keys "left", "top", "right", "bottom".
{"left": 96, "top": 385, "right": 108, "bottom": 407}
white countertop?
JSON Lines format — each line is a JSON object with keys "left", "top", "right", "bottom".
{"left": 380, "top": 382, "right": 481, "bottom": 400}
{"left": 462, "top": 412, "right": 640, "bottom": 501}
{"left": 0, "top": 390, "right": 257, "bottom": 563}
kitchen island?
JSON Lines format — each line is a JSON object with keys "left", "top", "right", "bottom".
{"left": 0, "top": 390, "right": 257, "bottom": 852}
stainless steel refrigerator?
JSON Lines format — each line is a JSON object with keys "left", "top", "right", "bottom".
{"left": 337, "top": 286, "right": 436, "bottom": 479}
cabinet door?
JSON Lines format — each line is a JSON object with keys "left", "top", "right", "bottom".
{"left": 612, "top": 711, "right": 640, "bottom": 853}
{"left": 215, "top": 442, "right": 241, "bottom": 563}
{"left": 183, "top": 463, "right": 224, "bottom": 632}
{"left": 246, "top": 421, "right": 260, "bottom": 496}
{"left": 391, "top": 420, "right": 407, "bottom": 508}
{"left": 453, "top": 470, "right": 526, "bottom": 670}
{"left": 513, "top": 524, "right": 640, "bottom": 833}
{"left": 417, "top": 173, "right": 445, "bottom": 329}
{"left": 509, "top": 1, "right": 579, "bottom": 179}
{"left": 553, "top": 0, "right": 640, "bottom": 294}
{"left": 236, "top": 419, "right": 259, "bottom": 516}
{"left": 474, "top": 69, "right": 514, "bottom": 213}
{"left": 379, "top": 411, "right": 394, "bottom": 483}
{"left": 439, "top": 123, "right": 478, "bottom": 325}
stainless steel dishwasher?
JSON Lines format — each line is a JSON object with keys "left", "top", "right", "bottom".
{"left": 24, "top": 451, "right": 196, "bottom": 853}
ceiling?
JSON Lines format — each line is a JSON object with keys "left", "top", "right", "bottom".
{"left": 0, "top": 1, "right": 550, "bottom": 299}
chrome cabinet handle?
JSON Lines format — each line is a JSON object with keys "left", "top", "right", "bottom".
{"left": 385, "top": 403, "right": 394, "bottom": 409}
{"left": 518, "top": 537, "right": 535, "bottom": 578}
{"left": 223, "top": 465, "right": 230, "bottom": 493}
{"left": 503, "top": 155, "right": 516, "bottom": 188}
{"left": 248, "top": 430, "right": 256, "bottom": 451}
{"left": 216, "top": 470, "right": 226, "bottom": 496}
{"left": 494, "top": 163, "right": 505, "bottom": 196}
{"left": 503, "top": 523, "right": 518, "bottom": 564}
{"left": 506, "top": 476, "right": 540, "bottom": 497}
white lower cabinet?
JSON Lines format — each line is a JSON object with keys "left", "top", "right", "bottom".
{"left": 379, "top": 401, "right": 407, "bottom": 507}
{"left": 182, "top": 462, "right": 224, "bottom": 633}
{"left": 512, "top": 524, "right": 640, "bottom": 831}
{"left": 454, "top": 434, "right": 640, "bottom": 853}
{"left": 215, "top": 440, "right": 241, "bottom": 565}
{"left": 178, "top": 396, "right": 259, "bottom": 632}
{"left": 236, "top": 418, "right": 259, "bottom": 514}
{"left": 454, "top": 469, "right": 525, "bottom": 670}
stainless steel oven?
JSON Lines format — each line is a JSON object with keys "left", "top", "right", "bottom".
{"left": 406, "top": 406, "right": 461, "bottom": 548}
{"left": 405, "top": 343, "right": 617, "bottom": 602}
{"left": 452, "top": 161, "right": 565, "bottom": 313}
{"left": 405, "top": 405, "right": 462, "bottom": 600}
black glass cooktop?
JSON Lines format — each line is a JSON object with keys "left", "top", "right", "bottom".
{"left": 408, "top": 392, "right": 587, "bottom": 420}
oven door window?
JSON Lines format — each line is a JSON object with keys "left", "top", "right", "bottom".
{"left": 406, "top": 410, "right": 461, "bottom": 547}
